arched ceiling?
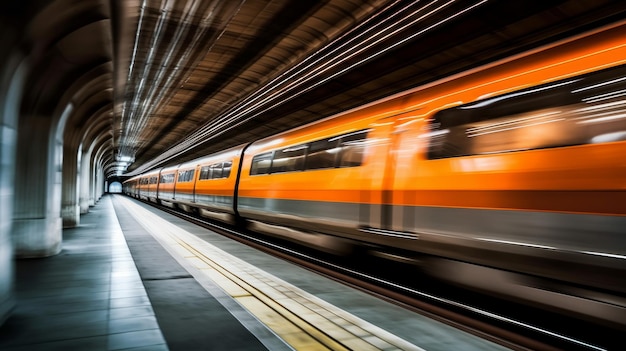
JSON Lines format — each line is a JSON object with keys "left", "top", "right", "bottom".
{"left": 3, "top": 0, "right": 626, "bottom": 178}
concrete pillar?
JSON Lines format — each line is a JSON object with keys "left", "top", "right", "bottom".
{"left": 0, "top": 50, "right": 26, "bottom": 324}
{"left": 91, "top": 147, "right": 105, "bottom": 204}
{"left": 13, "top": 112, "right": 63, "bottom": 257}
{"left": 89, "top": 157, "right": 96, "bottom": 206}
{"left": 61, "top": 145, "right": 81, "bottom": 227}
{"left": 12, "top": 92, "right": 70, "bottom": 257}
{"left": 79, "top": 148, "right": 91, "bottom": 214}
{"left": 97, "top": 161, "right": 104, "bottom": 200}
{"left": 54, "top": 100, "right": 78, "bottom": 228}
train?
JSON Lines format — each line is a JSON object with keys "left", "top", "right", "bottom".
{"left": 124, "top": 20, "right": 626, "bottom": 328}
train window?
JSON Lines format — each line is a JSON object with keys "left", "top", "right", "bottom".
{"left": 223, "top": 161, "right": 232, "bottom": 178}
{"left": 305, "top": 138, "right": 339, "bottom": 170}
{"left": 337, "top": 129, "right": 369, "bottom": 167}
{"left": 199, "top": 161, "right": 232, "bottom": 179}
{"left": 250, "top": 152, "right": 273, "bottom": 175}
{"left": 160, "top": 173, "right": 175, "bottom": 183}
{"left": 149, "top": 176, "right": 158, "bottom": 184}
{"left": 271, "top": 144, "right": 307, "bottom": 173}
{"left": 178, "top": 169, "right": 195, "bottom": 182}
{"left": 427, "top": 64, "right": 626, "bottom": 159}
{"left": 210, "top": 163, "right": 223, "bottom": 179}
{"left": 199, "top": 166, "right": 210, "bottom": 180}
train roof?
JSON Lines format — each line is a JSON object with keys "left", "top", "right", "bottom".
{"left": 177, "top": 143, "right": 246, "bottom": 169}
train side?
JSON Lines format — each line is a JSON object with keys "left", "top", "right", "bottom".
{"left": 237, "top": 98, "right": 406, "bottom": 253}
{"left": 155, "top": 165, "right": 178, "bottom": 208}
{"left": 236, "top": 21, "right": 626, "bottom": 326}
{"left": 384, "top": 21, "right": 626, "bottom": 324}
{"left": 122, "top": 21, "right": 626, "bottom": 327}
{"left": 171, "top": 162, "right": 196, "bottom": 212}
{"left": 123, "top": 177, "right": 139, "bottom": 198}
{"left": 138, "top": 169, "right": 161, "bottom": 202}
{"left": 123, "top": 145, "right": 246, "bottom": 223}
{"left": 175, "top": 145, "right": 244, "bottom": 223}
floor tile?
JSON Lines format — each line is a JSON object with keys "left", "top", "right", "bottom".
{"left": 108, "top": 329, "right": 166, "bottom": 350}
{"left": 110, "top": 287, "right": 148, "bottom": 299}
{"left": 110, "top": 295, "right": 152, "bottom": 309}
{"left": 109, "top": 306, "right": 155, "bottom": 320}
{"left": 108, "top": 316, "right": 160, "bottom": 334}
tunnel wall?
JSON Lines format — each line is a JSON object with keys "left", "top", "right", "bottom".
{"left": 0, "top": 35, "right": 26, "bottom": 326}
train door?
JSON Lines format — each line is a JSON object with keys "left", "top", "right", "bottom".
{"left": 386, "top": 110, "right": 424, "bottom": 235}
{"left": 149, "top": 176, "right": 155, "bottom": 200}
{"left": 192, "top": 164, "right": 199, "bottom": 204}
{"left": 385, "top": 107, "right": 432, "bottom": 236}
{"left": 357, "top": 107, "right": 408, "bottom": 234}
{"left": 359, "top": 105, "right": 424, "bottom": 238}
{"left": 172, "top": 170, "right": 177, "bottom": 201}
{"left": 156, "top": 169, "right": 163, "bottom": 201}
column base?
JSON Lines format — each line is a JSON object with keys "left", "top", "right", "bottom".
{"left": 62, "top": 204, "right": 80, "bottom": 228}
{"left": 12, "top": 217, "right": 62, "bottom": 258}
{"left": 79, "top": 197, "right": 90, "bottom": 214}
{"left": 0, "top": 234, "right": 14, "bottom": 326}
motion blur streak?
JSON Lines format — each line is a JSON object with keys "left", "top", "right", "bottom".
{"left": 125, "top": 20, "right": 626, "bottom": 329}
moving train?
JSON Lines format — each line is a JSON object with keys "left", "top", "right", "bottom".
{"left": 124, "top": 20, "right": 626, "bottom": 328}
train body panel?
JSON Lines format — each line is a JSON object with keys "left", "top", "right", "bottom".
{"left": 237, "top": 99, "right": 403, "bottom": 243}
{"left": 379, "top": 21, "right": 626, "bottom": 296}
{"left": 183, "top": 145, "right": 244, "bottom": 222}
{"left": 156, "top": 165, "right": 178, "bottom": 208}
{"left": 137, "top": 169, "right": 160, "bottom": 202}
{"left": 123, "top": 177, "right": 139, "bottom": 198}
{"left": 172, "top": 163, "right": 196, "bottom": 212}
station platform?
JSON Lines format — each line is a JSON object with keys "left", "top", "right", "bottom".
{"left": 0, "top": 195, "right": 510, "bottom": 351}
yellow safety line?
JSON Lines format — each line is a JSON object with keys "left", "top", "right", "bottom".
{"left": 116, "top": 196, "right": 425, "bottom": 351}
{"left": 176, "top": 238, "right": 347, "bottom": 351}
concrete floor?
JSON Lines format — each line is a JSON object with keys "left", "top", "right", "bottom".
{"left": 0, "top": 197, "right": 168, "bottom": 350}
{"left": 0, "top": 196, "right": 272, "bottom": 351}
{"left": 0, "top": 195, "right": 511, "bottom": 351}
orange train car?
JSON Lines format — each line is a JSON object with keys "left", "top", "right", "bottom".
{"left": 128, "top": 145, "right": 245, "bottom": 222}
{"left": 124, "top": 20, "right": 626, "bottom": 327}
{"left": 137, "top": 169, "right": 160, "bottom": 203}
{"left": 123, "top": 176, "right": 139, "bottom": 198}
{"left": 175, "top": 145, "right": 244, "bottom": 223}
{"left": 237, "top": 99, "right": 398, "bottom": 251}
{"left": 238, "top": 20, "right": 626, "bottom": 326}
